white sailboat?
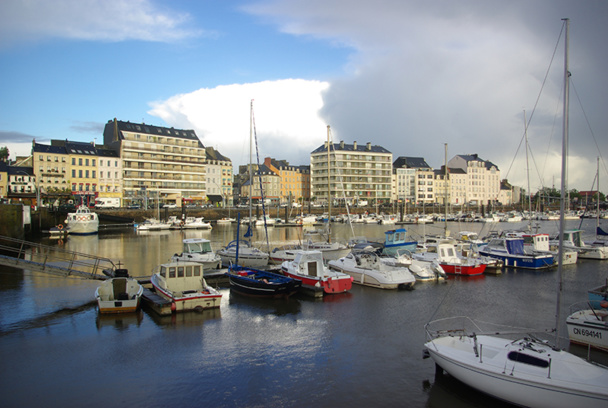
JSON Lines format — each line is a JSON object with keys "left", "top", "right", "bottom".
{"left": 423, "top": 19, "right": 608, "bottom": 407}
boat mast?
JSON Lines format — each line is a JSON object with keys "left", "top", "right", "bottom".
{"left": 444, "top": 143, "right": 448, "bottom": 237}
{"left": 524, "top": 110, "right": 533, "bottom": 229}
{"left": 249, "top": 100, "right": 253, "bottom": 226}
{"left": 555, "top": 18, "right": 569, "bottom": 347}
{"left": 327, "top": 125, "right": 332, "bottom": 243}
{"left": 597, "top": 157, "right": 600, "bottom": 233}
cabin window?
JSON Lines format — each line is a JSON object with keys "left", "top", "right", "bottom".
{"left": 160, "top": 266, "right": 166, "bottom": 278}
{"left": 186, "top": 266, "right": 193, "bottom": 277}
{"left": 168, "top": 267, "right": 176, "bottom": 278}
{"left": 177, "top": 267, "right": 185, "bottom": 277}
{"left": 507, "top": 351, "right": 549, "bottom": 368}
{"left": 193, "top": 266, "right": 201, "bottom": 276}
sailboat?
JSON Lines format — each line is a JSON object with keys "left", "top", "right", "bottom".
{"left": 217, "top": 101, "right": 270, "bottom": 268}
{"left": 423, "top": 19, "right": 608, "bottom": 407}
{"left": 224, "top": 101, "right": 300, "bottom": 298}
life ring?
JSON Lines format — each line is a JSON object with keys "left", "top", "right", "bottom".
{"left": 57, "top": 224, "right": 63, "bottom": 230}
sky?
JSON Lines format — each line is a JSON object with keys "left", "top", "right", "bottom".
{"left": 1, "top": 0, "right": 607, "bottom": 194}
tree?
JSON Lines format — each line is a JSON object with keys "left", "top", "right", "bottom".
{"left": 0, "top": 146, "right": 9, "bottom": 162}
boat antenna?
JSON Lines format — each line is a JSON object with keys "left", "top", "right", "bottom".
{"left": 327, "top": 125, "right": 332, "bottom": 243}
{"left": 555, "top": 17, "right": 569, "bottom": 348}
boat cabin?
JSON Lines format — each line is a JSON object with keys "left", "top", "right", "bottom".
{"left": 158, "top": 263, "right": 205, "bottom": 293}
{"left": 183, "top": 238, "right": 213, "bottom": 255}
{"left": 292, "top": 251, "right": 326, "bottom": 277}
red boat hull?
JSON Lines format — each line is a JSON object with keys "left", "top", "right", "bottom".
{"left": 283, "top": 271, "right": 353, "bottom": 294}
{"left": 440, "top": 262, "right": 487, "bottom": 276}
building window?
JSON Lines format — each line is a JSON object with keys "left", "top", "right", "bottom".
{"left": 92, "top": 170, "right": 96, "bottom": 178}
{"left": 72, "top": 169, "right": 76, "bottom": 177}
{"left": 72, "top": 158, "right": 75, "bottom": 165}
{"left": 79, "top": 158, "right": 83, "bottom": 166}
{"left": 79, "top": 170, "right": 83, "bottom": 178}
{"left": 85, "top": 159, "right": 89, "bottom": 166}
{"left": 92, "top": 159, "right": 95, "bottom": 166}
{"left": 85, "top": 170, "right": 89, "bottom": 178}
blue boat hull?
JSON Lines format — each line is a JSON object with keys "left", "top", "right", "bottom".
{"left": 227, "top": 266, "right": 301, "bottom": 298}
{"left": 478, "top": 250, "right": 554, "bottom": 269}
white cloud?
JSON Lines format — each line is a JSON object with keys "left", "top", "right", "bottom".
{"left": 148, "top": 79, "right": 330, "bottom": 167}
{"left": 0, "top": 0, "right": 203, "bottom": 47}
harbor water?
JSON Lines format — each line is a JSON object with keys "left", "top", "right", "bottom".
{"left": 1, "top": 218, "right": 608, "bottom": 407}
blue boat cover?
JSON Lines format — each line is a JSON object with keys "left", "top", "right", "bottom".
{"left": 598, "top": 226, "right": 608, "bottom": 236}
{"left": 506, "top": 239, "right": 525, "bottom": 255}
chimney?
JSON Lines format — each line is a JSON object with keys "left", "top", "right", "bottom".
{"left": 353, "top": 141, "right": 357, "bottom": 150}
{"left": 366, "top": 142, "right": 371, "bottom": 150}
{"left": 340, "top": 140, "right": 345, "bottom": 149}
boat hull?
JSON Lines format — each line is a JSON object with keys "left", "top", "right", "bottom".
{"left": 566, "top": 309, "right": 608, "bottom": 351}
{"left": 440, "top": 262, "right": 486, "bottom": 276}
{"left": 152, "top": 282, "right": 221, "bottom": 312}
{"left": 282, "top": 270, "right": 352, "bottom": 295}
{"left": 227, "top": 267, "right": 301, "bottom": 298}
{"left": 95, "top": 278, "right": 143, "bottom": 314}
{"left": 478, "top": 250, "right": 554, "bottom": 269}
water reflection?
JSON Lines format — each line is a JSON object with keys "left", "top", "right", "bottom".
{"left": 228, "top": 291, "right": 301, "bottom": 316}
{"left": 95, "top": 309, "right": 144, "bottom": 331}
{"left": 145, "top": 307, "right": 221, "bottom": 327}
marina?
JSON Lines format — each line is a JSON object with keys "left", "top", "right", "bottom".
{"left": 1, "top": 219, "right": 608, "bottom": 407}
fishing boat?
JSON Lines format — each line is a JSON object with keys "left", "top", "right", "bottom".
{"left": 95, "top": 268, "right": 143, "bottom": 314}
{"left": 423, "top": 20, "right": 608, "bottom": 407}
{"left": 280, "top": 250, "right": 353, "bottom": 297}
{"left": 328, "top": 250, "right": 416, "bottom": 290}
{"left": 414, "top": 239, "right": 487, "bottom": 276}
{"left": 65, "top": 205, "right": 99, "bottom": 235}
{"left": 171, "top": 238, "right": 222, "bottom": 271}
{"left": 380, "top": 228, "right": 417, "bottom": 256}
{"left": 150, "top": 261, "right": 222, "bottom": 312}
{"left": 478, "top": 236, "right": 554, "bottom": 269}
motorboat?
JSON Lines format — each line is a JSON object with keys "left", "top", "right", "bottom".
{"left": 150, "top": 261, "right": 222, "bottom": 312}
{"left": 216, "top": 217, "right": 235, "bottom": 225}
{"left": 378, "top": 248, "right": 445, "bottom": 282}
{"left": 566, "top": 302, "right": 608, "bottom": 351}
{"left": 414, "top": 240, "right": 487, "bottom": 276}
{"left": 136, "top": 218, "right": 171, "bottom": 231}
{"left": 170, "top": 238, "right": 222, "bottom": 271}
{"left": 217, "top": 240, "right": 269, "bottom": 267}
{"left": 381, "top": 228, "right": 417, "bottom": 256}
{"left": 226, "top": 265, "right": 301, "bottom": 298}
{"left": 504, "top": 231, "right": 577, "bottom": 265}
{"left": 550, "top": 229, "right": 608, "bottom": 260}
{"left": 95, "top": 268, "right": 143, "bottom": 314}
{"left": 280, "top": 250, "right": 353, "bottom": 297}
{"left": 328, "top": 250, "right": 416, "bottom": 290}
{"left": 478, "top": 237, "right": 554, "bottom": 269}
{"left": 423, "top": 316, "right": 608, "bottom": 408}
{"left": 174, "top": 216, "right": 212, "bottom": 229}
{"left": 65, "top": 205, "right": 99, "bottom": 235}
{"left": 255, "top": 215, "right": 276, "bottom": 226}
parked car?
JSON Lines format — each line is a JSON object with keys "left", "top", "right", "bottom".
{"left": 163, "top": 204, "right": 177, "bottom": 208}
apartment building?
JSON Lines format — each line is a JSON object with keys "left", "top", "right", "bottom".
{"left": 32, "top": 142, "right": 70, "bottom": 201}
{"left": 239, "top": 164, "right": 281, "bottom": 204}
{"left": 64, "top": 141, "right": 99, "bottom": 206}
{"left": 392, "top": 157, "right": 434, "bottom": 205}
{"left": 205, "top": 146, "right": 233, "bottom": 206}
{"left": 96, "top": 147, "right": 122, "bottom": 201}
{"left": 103, "top": 119, "right": 207, "bottom": 207}
{"left": 263, "top": 157, "right": 310, "bottom": 205}
{"left": 311, "top": 141, "right": 392, "bottom": 206}
{"left": 447, "top": 154, "right": 501, "bottom": 206}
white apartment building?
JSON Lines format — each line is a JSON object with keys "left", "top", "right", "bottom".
{"left": 97, "top": 147, "right": 122, "bottom": 200}
{"left": 447, "top": 154, "right": 501, "bottom": 206}
{"left": 393, "top": 157, "right": 434, "bottom": 205}
{"left": 311, "top": 141, "right": 392, "bottom": 206}
{"left": 103, "top": 119, "right": 207, "bottom": 207}
{"left": 205, "top": 147, "right": 233, "bottom": 207}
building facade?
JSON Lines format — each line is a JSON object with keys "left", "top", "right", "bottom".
{"left": 311, "top": 141, "right": 392, "bottom": 206}
{"left": 103, "top": 119, "right": 207, "bottom": 207}
{"left": 263, "top": 157, "right": 310, "bottom": 205}
{"left": 205, "top": 147, "right": 233, "bottom": 207}
{"left": 447, "top": 154, "right": 501, "bottom": 206}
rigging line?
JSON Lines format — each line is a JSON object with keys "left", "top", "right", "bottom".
{"left": 570, "top": 77, "right": 608, "bottom": 179}
{"left": 502, "top": 23, "right": 564, "bottom": 183}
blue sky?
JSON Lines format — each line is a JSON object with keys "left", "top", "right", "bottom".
{"left": 1, "top": 0, "right": 607, "bottom": 193}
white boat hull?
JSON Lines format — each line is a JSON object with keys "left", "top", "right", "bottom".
{"left": 566, "top": 309, "right": 608, "bottom": 351}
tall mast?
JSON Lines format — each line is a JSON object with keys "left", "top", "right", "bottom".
{"left": 555, "top": 18, "right": 569, "bottom": 346}
{"left": 444, "top": 143, "right": 448, "bottom": 236}
{"left": 524, "top": 110, "right": 532, "bottom": 228}
{"left": 327, "top": 125, "right": 332, "bottom": 243}
{"left": 249, "top": 100, "right": 253, "bottom": 223}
